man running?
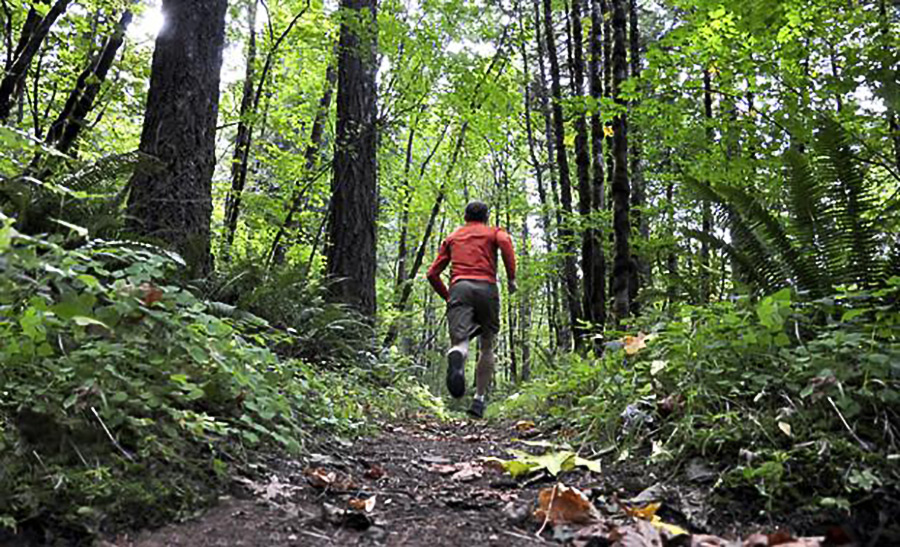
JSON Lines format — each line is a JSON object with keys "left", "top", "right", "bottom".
{"left": 426, "top": 201, "right": 517, "bottom": 418}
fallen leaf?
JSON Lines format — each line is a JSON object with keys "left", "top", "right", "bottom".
{"left": 304, "top": 467, "right": 356, "bottom": 490}
{"left": 533, "top": 484, "right": 601, "bottom": 525}
{"left": 622, "top": 332, "right": 649, "bottom": 355}
{"left": 304, "top": 467, "right": 336, "bottom": 489}
{"left": 778, "top": 421, "right": 793, "bottom": 437}
{"left": 626, "top": 501, "right": 689, "bottom": 538}
{"left": 690, "top": 534, "right": 735, "bottom": 546}
{"left": 428, "top": 463, "right": 459, "bottom": 475}
{"left": 450, "top": 461, "right": 483, "bottom": 482}
{"left": 609, "top": 519, "right": 664, "bottom": 547}
{"left": 514, "top": 420, "right": 536, "bottom": 432}
{"left": 348, "top": 495, "right": 377, "bottom": 513}
{"left": 364, "top": 464, "right": 386, "bottom": 480}
{"left": 625, "top": 502, "right": 661, "bottom": 519}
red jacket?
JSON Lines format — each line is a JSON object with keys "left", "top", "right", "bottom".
{"left": 426, "top": 221, "right": 516, "bottom": 301}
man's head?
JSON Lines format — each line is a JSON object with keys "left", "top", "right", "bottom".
{"left": 464, "top": 201, "right": 489, "bottom": 224}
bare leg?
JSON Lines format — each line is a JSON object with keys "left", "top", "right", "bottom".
{"left": 475, "top": 333, "right": 495, "bottom": 397}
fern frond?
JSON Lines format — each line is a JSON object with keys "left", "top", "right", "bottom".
{"left": 814, "top": 118, "right": 883, "bottom": 288}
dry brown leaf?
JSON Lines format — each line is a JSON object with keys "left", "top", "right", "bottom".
{"left": 364, "top": 464, "right": 386, "bottom": 480}
{"left": 348, "top": 495, "right": 377, "bottom": 513}
{"left": 428, "top": 463, "right": 459, "bottom": 475}
{"left": 303, "top": 467, "right": 336, "bottom": 489}
{"left": 690, "top": 534, "right": 736, "bottom": 547}
{"left": 609, "top": 520, "right": 664, "bottom": 547}
{"left": 533, "top": 484, "right": 601, "bottom": 525}
{"left": 450, "top": 462, "right": 483, "bottom": 482}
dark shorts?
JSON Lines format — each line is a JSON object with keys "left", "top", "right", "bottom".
{"left": 447, "top": 280, "right": 500, "bottom": 343}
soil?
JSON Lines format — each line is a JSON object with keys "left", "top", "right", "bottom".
{"left": 108, "top": 419, "right": 553, "bottom": 546}
{"left": 92, "top": 418, "right": 882, "bottom": 547}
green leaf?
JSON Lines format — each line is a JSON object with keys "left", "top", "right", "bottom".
{"left": 72, "top": 316, "right": 109, "bottom": 329}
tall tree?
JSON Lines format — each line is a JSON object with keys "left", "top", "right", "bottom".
{"left": 610, "top": 0, "right": 631, "bottom": 321}
{"left": 533, "top": 0, "right": 565, "bottom": 348}
{"left": 542, "top": 0, "right": 582, "bottom": 347}
{"left": 587, "top": 0, "right": 606, "bottom": 331}
{"left": 700, "top": 68, "right": 714, "bottom": 303}
{"left": 569, "top": 0, "right": 594, "bottom": 333}
{"left": 327, "top": 0, "right": 379, "bottom": 317}
{"left": 126, "top": 0, "right": 227, "bottom": 276}
{"left": 627, "top": 0, "right": 647, "bottom": 312}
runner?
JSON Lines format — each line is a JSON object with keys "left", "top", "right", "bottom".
{"left": 425, "top": 201, "right": 517, "bottom": 418}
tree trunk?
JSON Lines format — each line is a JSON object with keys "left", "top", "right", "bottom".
{"left": 126, "top": 0, "right": 227, "bottom": 276}
{"left": 43, "top": 9, "right": 132, "bottom": 155}
{"left": 700, "top": 68, "right": 713, "bottom": 303}
{"left": 588, "top": 0, "right": 607, "bottom": 333}
{"left": 543, "top": 0, "right": 582, "bottom": 348}
{"left": 0, "top": 0, "right": 70, "bottom": 122}
{"left": 666, "top": 173, "right": 678, "bottom": 305}
{"left": 519, "top": 222, "right": 532, "bottom": 382}
{"left": 627, "top": 0, "right": 647, "bottom": 313}
{"left": 570, "top": 0, "right": 594, "bottom": 335}
{"left": 327, "top": 0, "right": 379, "bottom": 317}
{"left": 533, "top": 0, "right": 564, "bottom": 350}
{"left": 610, "top": 0, "right": 631, "bottom": 322}
{"left": 223, "top": 0, "right": 259, "bottom": 256}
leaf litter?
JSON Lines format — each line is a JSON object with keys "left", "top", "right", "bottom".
{"left": 121, "top": 419, "right": 859, "bottom": 546}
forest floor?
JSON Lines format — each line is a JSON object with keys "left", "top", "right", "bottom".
{"left": 100, "top": 418, "right": 852, "bottom": 547}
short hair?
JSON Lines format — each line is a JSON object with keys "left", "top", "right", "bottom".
{"left": 464, "top": 201, "right": 489, "bottom": 223}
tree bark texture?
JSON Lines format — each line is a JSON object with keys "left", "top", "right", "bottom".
{"left": 543, "top": 0, "right": 582, "bottom": 347}
{"left": 0, "top": 0, "right": 70, "bottom": 121}
{"left": 327, "top": 0, "right": 379, "bottom": 317}
{"left": 588, "top": 0, "right": 607, "bottom": 331}
{"left": 700, "top": 68, "right": 713, "bottom": 303}
{"left": 627, "top": 0, "right": 647, "bottom": 313}
{"left": 126, "top": 0, "right": 227, "bottom": 276}
{"left": 532, "top": 0, "right": 564, "bottom": 349}
{"left": 570, "top": 0, "right": 594, "bottom": 333}
{"left": 611, "top": 0, "right": 632, "bottom": 321}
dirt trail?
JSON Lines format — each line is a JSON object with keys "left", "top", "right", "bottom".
{"left": 116, "top": 420, "right": 551, "bottom": 546}
{"left": 108, "top": 419, "right": 861, "bottom": 547}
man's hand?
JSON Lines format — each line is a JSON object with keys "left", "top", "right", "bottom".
{"left": 508, "top": 279, "right": 517, "bottom": 294}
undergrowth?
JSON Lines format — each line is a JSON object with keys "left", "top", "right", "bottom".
{"left": 0, "top": 215, "right": 430, "bottom": 542}
{"left": 496, "top": 285, "right": 900, "bottom": 526}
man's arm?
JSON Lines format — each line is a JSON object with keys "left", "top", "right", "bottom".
{"left": 496, "top": 229, "right": 517, "bottom": 291}
{"left": 426, "top": 239, "right": 451, "bottom": 301}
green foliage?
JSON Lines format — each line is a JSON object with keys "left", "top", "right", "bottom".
{"left": 0, "top": 215, "right": 411, "bottom": 538}
{"left": 684, "top": 120, "right": 895, "bottom": 297}
{"left": 499, "top": 284, "right": 900, "bottom": 515}
{"left": 205, "top": 260, "right": 375, "bottom": 364}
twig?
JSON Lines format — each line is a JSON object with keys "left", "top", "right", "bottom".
{"left": 298, "top": 529, "right": 333, "bottom": 542}
{"left": 827, "top": 396, "right": 870, "bottom": 451}
{"left": 504, "top": 528, "right": 546, "bottom": 543}
{"left": 535, "top": 483, "right": 557, "bottom": 537}
{"left": 91, "top": 406, "right": 135, "bottom": 461}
